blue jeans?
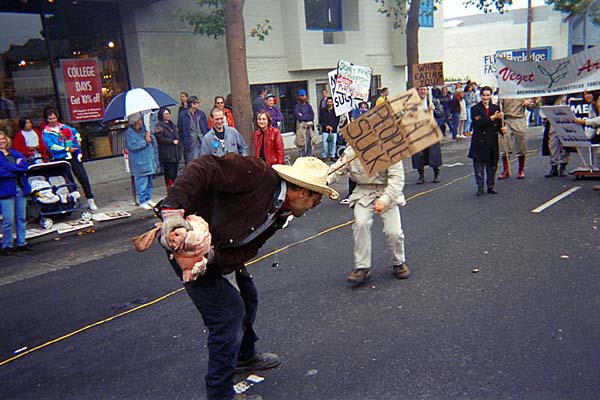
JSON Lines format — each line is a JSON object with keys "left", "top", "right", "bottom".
{"left": 0, "top": 187, "right": 27, "bottom": 249}
{"left": 182, "top": 271, "right": 258, "bottom": 400}
{"left": 465, "top": 106, "right": 473, "bottom": 133}
{"left": 322, "top": 131, "right": 338, "bottom": 158}
{"left": 451, "top": 112, "right": 460, "bottom": 139}
{"left": 134, "top": 175, "right": 153, "bottom": 204}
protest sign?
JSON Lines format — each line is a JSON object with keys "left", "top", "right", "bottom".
{"left": 328, "top": 69, "right": 353, "bottom": 116}
{"left": 60, "top": 58, "right": 104, "bottom": 123}
{"left": 341, "top": 88, "right": 442, "bottom": 176}
{"left": 541, "top": 105, "right": 591, "bottom": 148}
{"left": 496, "top": 47, "right": 600, "bottom": 98}
{"left": 411, "top": 62, "right": 444, "bottom": 87}
{"left": 336, "top": 60, "right": 372, "bottom": 101}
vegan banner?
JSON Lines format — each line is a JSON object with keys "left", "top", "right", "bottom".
{"left": 496, "top": 47, "right": 600, "bottom": 98}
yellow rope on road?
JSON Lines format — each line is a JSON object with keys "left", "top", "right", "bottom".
{"left": 1, "top": 149, "right": 541, "bottom": 366}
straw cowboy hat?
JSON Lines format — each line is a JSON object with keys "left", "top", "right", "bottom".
{"left": 273, "top": 157, "right": 339, "bottom": 200}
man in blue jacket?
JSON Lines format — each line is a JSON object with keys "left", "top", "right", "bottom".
{"left": 201, "top": 108, "right": 248, "bottom": 157}
{"left": 178, "top": 95, "right": 208, "bottom": 165}
{"left": 294, "top": 89, "right": 315, "bottom": 156}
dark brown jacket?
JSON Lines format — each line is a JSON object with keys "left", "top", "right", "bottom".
{"left": 163, "top": 153, "right": 283, "bottom": 275}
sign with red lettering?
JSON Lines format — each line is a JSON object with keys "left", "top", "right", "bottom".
{"left": 496, "top": 47, "right": 600, "bottom": 98}
{"left": 60, "top": 58, "right": 104, "bottom": 122}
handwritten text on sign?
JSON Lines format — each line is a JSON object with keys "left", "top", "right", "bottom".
{"left": 411, "top": 62, "right": 444, "bottom": 87}
{"left": 341, "top": 88, "right": 442, "bottom": 176}
{"left": 61, "top": 58, "right": 104, "bottom": 123}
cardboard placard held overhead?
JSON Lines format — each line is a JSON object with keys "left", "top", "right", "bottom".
{"left": 341, "top": 88, "right": 442, "bottom": 176}
{"left": 411, "top": 62, "right": 444, "bottom": 87}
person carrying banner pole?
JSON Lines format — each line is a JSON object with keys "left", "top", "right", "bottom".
{"left": 498, "top": 97, "right": 531, "bottom": 180}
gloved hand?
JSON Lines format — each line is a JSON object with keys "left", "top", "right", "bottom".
{"left": 159, "top": 209, "right": 188, "bottom": 251}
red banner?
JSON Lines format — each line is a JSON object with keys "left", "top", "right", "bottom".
{"left": 60, "top": 58, "right": 104, "bottom": 122}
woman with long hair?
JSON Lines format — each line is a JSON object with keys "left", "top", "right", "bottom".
{"left": 253, "top": 110, "right": 284, "bottom": 166}
{"left": 0, "top": 130, "right": 32, "bottom": 256}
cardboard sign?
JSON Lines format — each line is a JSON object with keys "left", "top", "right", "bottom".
{"left": 60, "top": 58, "right": 104, "bottom": 122}
{"left": 341, "top": 88, "right": 442, "bottom": 176}
{"left": 336, "top": 60, "right": 372, "bottom": 101}
{"left": 411, "top": 62, "right": 444, "bottom": 87}
{"left": 541, "top": 105, "right": 591, "bottom": 148}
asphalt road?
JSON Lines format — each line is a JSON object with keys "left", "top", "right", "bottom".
{"left": 1, "top": 128, "right": 599, "bottom": 400}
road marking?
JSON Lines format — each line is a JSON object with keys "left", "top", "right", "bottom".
{"left": 531, "top": 187, "right": 581, "bottom": 213}
{"left": 443, "top": 162, "right": 464, "bottom": 167}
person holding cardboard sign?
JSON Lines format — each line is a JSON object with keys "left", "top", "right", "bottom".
{"left": 327, "top": 146, "right": 409, "bottom": 285}
{"left": 411, "top": 86, "right": 443, "bottom": 184}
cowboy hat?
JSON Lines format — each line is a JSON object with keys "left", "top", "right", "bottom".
{"left": 273, "top": 157, "right": 339, "bottom": 200}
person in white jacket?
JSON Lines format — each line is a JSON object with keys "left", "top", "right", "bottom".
{"left": 327, "top": 146, "right": 410, "bottom": 285}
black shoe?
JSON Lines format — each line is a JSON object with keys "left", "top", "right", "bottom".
{"left": 2, "top": 248, "right": 13, "bottom": 256}
{"left": 235, "top": 353, "right": 281, "bottom": 374}
{"left": 476, "top": 189, "right": 484, "bottom": 196}
{"left": 558, "top": 164, "right": 567, "bottom": 177}
{"left": 487, "top": 188, "right": 499, "bottom": 194}
{"left": 330, "top": 157, "right": 337, "bottom": 162}
{"left": 545, "top": 165, "right": 558, "bottom": 178}
{"left": 432, "top": 175, "right": 441, "bottom": 183}
{"left": 15, "top": 244, "right": 33, "bottom": 252}
{"left": 416, "top": 175, "right": 425, "bottom": 185}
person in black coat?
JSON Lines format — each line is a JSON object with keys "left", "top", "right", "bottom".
{"left": 468, "top": 86, "right": 505, "bottom": 196}
{"left": 154, "top": 108, "right": 180, "bottom": 189}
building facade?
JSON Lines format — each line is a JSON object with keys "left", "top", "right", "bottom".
{"left": 443, "top": 5, "right": 600, "bottom": 88}
{"left": 0, "top": 0, "right": 444, "bottom": 158}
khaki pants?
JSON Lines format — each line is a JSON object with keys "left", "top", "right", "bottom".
{"left": 501, "top": 117, "right": 528, "bottom": 156}
{"left": 353, "top": 200, "right": 405, "bottom": 269}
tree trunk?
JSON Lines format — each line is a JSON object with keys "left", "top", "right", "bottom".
{"left": 225, "top": 0, "right": 253, "bottom": 151}
{"left": 406, "top": 0, "right": 421, "bottom": 89}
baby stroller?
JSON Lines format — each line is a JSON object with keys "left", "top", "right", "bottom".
{"left": 26, "top": 160, "right": 93, "bottom": 229}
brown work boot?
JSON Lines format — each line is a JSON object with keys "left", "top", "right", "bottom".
{"left": 347, "top": 268, "right": 371, "bottom": 284}
{"left": 393, "top": 263, "right": 410, "bottom": 279}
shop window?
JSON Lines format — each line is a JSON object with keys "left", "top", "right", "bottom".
{"left": 0, "top": 12, "right": 54, "bottom": 126}
{"left": 305, "top": 0, "right": 342, "bottom": 31}
{"left": 251, "top": 81, "right": 308, "bottom": 133}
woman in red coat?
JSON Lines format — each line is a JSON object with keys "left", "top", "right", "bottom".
{"left": 12, "top": 117, "right": 50, "bottom": 164}
{"left": 253, "top": 110, "right": 284, "bottom": 166}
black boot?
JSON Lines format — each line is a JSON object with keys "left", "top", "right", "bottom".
{"left": 545, "top": 165, "right": 558, "bottom": 178}
{"left": 558, "top": 163, "right": 567, "bottom": 177}
{"left": 416, "top": 169, "right": 425, "bottom": 184}
{"left": 433, "top": 167, "right": 441, "bottom": 183}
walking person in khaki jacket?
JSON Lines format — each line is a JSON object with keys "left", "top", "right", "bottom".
{"left": 327, "top": 146, "right": 410, "bottom": 285}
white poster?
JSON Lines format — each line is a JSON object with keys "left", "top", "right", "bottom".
{"left": 496, "top": 47, "right": 600, "bottom": 98}
{"left": 336, "top": 60, "right": 372, "bottom": 101}
{"left": 328, "top": 70, "right": 365, "bottom": 117}
{"left": 541, "top": 105, "right": 591, "bottom": 148}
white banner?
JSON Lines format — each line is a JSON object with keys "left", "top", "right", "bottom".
{"left": 328, "top": 69, "right": 364, "bottom": 117}
{"left": 496, "top": 47, "right": 600, "bottom": 98}
{"left": 336, "top": 60, "right": 372, "bottom": 101}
